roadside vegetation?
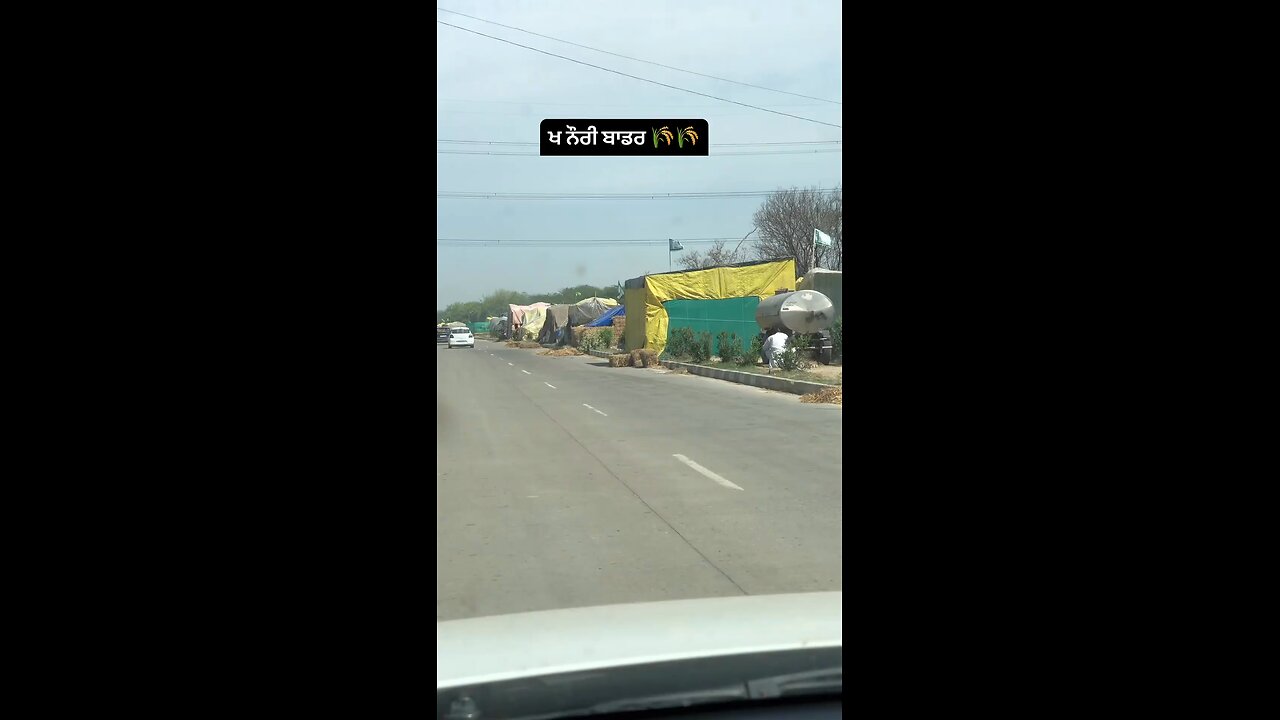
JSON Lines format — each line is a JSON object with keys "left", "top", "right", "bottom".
{"left": 660, "top": 327, "right": 837, "bottom": 385}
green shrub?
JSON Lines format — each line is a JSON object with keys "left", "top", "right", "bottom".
{"left": 727, "top": 332, "right": 742, "bottom": 363}
{"left": 665, "top": 327, "right": 696, "bottom": 359}
{"left": 690, "top": 331, "right": 712, "bottom": 363}
{"left": 743, "top": 335, "right": 763, "bottom": 365}
{"left": 778, "top": 346, "right": 798, "bottom": 370}
{"left": 580, "top": 332, "right": 604, "bottom": 352}
{"left": 599, "top": 329, "right": 613, "bottom": 349}
{"left": 783, "top": 333, "right": 817, "bottom": 369}
{"left": 831, "top": 319, "right": 842, "bottom": 359}
{"left": 715, "top": 331, "right": 741, "bottom": 364}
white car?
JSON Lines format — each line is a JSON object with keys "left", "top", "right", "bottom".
{"left": 437, "top": 592, "right": 842, "bottom": 718}
{"left": 447, "top": 327, "right": 475, "bottom": 349}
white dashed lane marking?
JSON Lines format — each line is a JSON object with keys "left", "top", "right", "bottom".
{"left": 673, "top": 454, "right": 744, "bottom": 491}
{"left": 544, "top": 382, "right": 557, "bottom": 389}
{"left": 583, "top": 404, "right": 607, "bottom": 417}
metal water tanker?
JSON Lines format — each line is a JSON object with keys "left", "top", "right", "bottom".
{"left": 754, "top": 290, "right": 837, "bottom": 364}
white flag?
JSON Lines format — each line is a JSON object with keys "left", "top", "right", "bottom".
{"left": 813, "top": 228, "right": 833, "bottom": 247}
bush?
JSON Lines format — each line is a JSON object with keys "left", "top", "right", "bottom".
{"left": 665, "top": 327, "right": 696, "bottom": 359}
{"left": 716, "top": 331, "right": 741, "bottom": 364}
{"left": 831, "top": 319, "right": 842, "bottom": 358}
{"left": 599, "top": 329, "right": 613, "bottom": 349}
{"left": 579, "top": 332, "right": 604, "bottom": 352}
{"left": 777, "top": 345, "right": 798, "bottom": 370}
{"left": 779, "top": 336, "right": 802, "bottom": 371}
{"left": 689, "top": 331, "right": 712, "bottom": 363}
{"left": 781, "top": 333, "right": 816, "bottom": 369}
{"left": 743, "top": 334, "right": 764, "bottom": 365}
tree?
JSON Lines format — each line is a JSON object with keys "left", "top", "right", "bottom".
{"left": 749, "top": 186, "right": 842, "bottom": 275}
{"left": 676, "top": 239, "right": 745, "bottom": 271}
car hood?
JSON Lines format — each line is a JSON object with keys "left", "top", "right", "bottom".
{"left": 437, "top": 591, "right": 841, "bottom": 690}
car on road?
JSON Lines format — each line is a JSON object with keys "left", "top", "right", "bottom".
{"left": 437, "top": 326, "right": 451, "bottom": 343}
{"left": 447, "top": 327, "right": 475, "bottom": 349}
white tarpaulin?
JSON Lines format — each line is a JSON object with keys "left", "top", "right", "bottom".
{"left": 569, "top": 297, "right": 618, "bottom": 326}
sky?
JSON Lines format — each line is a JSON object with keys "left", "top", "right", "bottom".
{"left": 436, "top": 0, "right": 843, "bottom": 309}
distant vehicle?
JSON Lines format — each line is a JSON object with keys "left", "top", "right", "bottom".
{"left": 437, "top": 326, "right": 451, "bottom": 343}
{"left": 448, "top": 327, "right": 475, "bottom": 349}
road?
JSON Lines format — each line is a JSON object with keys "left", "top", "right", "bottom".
{"left": 436, "top": 338, "right": 842, "bottom": 621}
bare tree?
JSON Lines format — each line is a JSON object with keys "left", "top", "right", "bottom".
{"left": 675, "top": 239, "right": 745, "bottom": 270}
{"left": 749, "top": 186, "right": 842, "bottom": 275}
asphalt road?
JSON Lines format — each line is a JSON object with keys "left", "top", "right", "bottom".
{"left": 437, "top": 338, "right": 842, "bottom": 621}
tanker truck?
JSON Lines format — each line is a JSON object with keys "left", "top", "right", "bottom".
{"left": 754, "top": 290, "right": 837, "bottom": 365}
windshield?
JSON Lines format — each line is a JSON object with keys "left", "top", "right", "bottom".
{"left": 438, "top": 0, "right": 841, "bottom": 715}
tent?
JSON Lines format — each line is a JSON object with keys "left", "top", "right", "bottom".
{"left": 538, "top": 304, "right": 572, "bottom": 344}
{"left": 520, "top": 305, "right": 551, "bottom": 341}
{"left": 509, "top": 302, "right": 552, "bottom": 341}
{"left": 584, "top": 304, "right": 624, "bottom": 327}
{"left": 569, "top": 297, "right": 618, "bottom": 326}
{"left": 623, "top": 258, "right": 796, "bottom": 356}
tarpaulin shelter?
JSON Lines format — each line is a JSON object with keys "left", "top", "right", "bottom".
{"left": 538, "top": 304, "right": 572, "bottom": 344}
{"left": 508, "top": 302, "right": 552, "bottom": 341}
{"left": 569, "top": 297, "right": 618, "bottom": 326}
{"left": 584, "top": 304, "right": 624, "bottom": 327}
{"left": 622, "top": 258, "right": 797, "bottom": 356}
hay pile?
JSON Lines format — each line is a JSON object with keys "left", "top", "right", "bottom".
{"left": 517, "top": 341, "right": 541, "bottom": 348}
{"left": 626, "top": 349, "right": 659, "bottom": 368}
{"left": 799, "top": 387, "right": 843, "bottom": 404}
{"left": 607, "top": 353, "right": 631, "bottom": 367}
{"left": 539, "top": 347, "right": 583, "bottom": 357}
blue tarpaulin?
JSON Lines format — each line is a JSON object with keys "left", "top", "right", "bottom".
{"left": 584, "top": 304, "right": 624, "bottom": 327}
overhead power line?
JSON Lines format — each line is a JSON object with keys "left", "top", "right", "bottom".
{"left": 438, "top": 236, "right": 741, "bottom": 246}
{"left": 436, "top": 20, "right": 842, "bottom": 130}
{"left": 438, "top": 97, "right": 830, "bottom": 108}
{"left": 438, "top": 148, "right": 842, "bottom": 157}
{"left": 437, "top": 139, "right": 842, "bottom": 147}
{"left": 438, "top": 189, "right": 841, "bottom": 199}
{"left": 436, "top": 7, "right": 841, "bottom": 105}
{"left": 440, "top": 239, "right": 742, "bottom": 244}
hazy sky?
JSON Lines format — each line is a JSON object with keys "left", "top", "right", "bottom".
{"left": 436, "top": 0, "right": 843, "bottom": 308}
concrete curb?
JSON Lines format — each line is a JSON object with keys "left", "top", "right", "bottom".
{"left": 584, "top": 350, "right": 836, "bottom": 396}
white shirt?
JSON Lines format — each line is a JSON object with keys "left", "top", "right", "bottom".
{"left": 765, "top": 331, "right": 789, "bottom": 354}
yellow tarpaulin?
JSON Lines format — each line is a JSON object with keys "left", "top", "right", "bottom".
{"left": 623, "top": 287, "right": 648, "bottom": 351}
{"left": 641, "top": 259, "right": 796, "bottom": 355}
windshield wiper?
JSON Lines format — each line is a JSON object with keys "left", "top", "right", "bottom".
{"left": 517, "top": 667, "right": 841, "bottom": 719}
{"left": 746, "top": 667, "right": 843, "bottom": 698}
